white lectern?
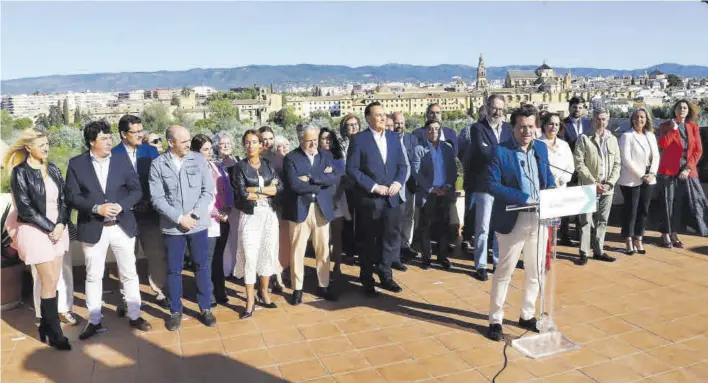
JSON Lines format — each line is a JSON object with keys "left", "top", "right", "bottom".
{"left": 510, "top": 185, "right": 597, "bottom": 359}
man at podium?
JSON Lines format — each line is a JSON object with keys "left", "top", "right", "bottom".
{"left": 485, "top": 105, "right": 556, "bottom": 342}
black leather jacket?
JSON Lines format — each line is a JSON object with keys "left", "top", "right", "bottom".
{"left": 230, "top": 157, "right": 283, "bottom": 215}
{"left": 10, "top": 161, "right": 70, "bottom": 233}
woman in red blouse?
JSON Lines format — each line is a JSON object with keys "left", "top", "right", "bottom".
{"left": 657, "top": 99, "right": 707, "bottom": 247}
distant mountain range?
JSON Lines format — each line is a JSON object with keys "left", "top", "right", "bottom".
{"left": 2, "top": 63, "right": 708, "bottom": 95}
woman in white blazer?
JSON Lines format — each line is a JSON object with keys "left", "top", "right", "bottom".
{"left": 618, "top": 107, "right": 660, "bottom": 255}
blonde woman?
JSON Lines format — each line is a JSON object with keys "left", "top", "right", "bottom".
{"left": 4, "top": 129, "right": 71, "bottom": 350}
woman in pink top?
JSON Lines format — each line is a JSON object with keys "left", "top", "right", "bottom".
{"left": 192, "top": 134, "right": 234, "bottom": 306}
{"left": 4, "top": 129, "right": 71, "bottom": 350}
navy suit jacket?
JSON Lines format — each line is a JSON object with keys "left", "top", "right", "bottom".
{"left": 561, "top": 117, "right": 591, "bottom": 152}
{"left": 412, "top": 141, "right": 457, "bottom": 206}
{"left": 282, "top": 147, "right": 338, "bottom": 223}
{"left": 465, "top": 120, "right": 513, "bottom": 193}
{"left": 346, "top": 129, "right": 408, "bottom": 210}
{"left": 112, "top": 143, "right": 159, "bottom": 207}
{"left": 486, "top": 139, "right": 555, "bottom": 235}
{"left": 413, "top": 126, "right": 458, "bottom": 156}
{"left": 65, "top": 151, "right": 142, "bottom": 244}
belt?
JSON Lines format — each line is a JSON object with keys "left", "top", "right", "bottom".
{"left": 103, "top": 221, "right": 118, "bottom": 227}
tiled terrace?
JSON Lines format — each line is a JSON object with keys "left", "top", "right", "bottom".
{"left": 2, "top": 226, "right": 708, "bottom": 383}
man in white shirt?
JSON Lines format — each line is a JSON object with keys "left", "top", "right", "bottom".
{"left": 346, "top": 102, "right": 408, "bottom": 296}
{"left": 65, "top": 120, "right": 152, "bottom": 340}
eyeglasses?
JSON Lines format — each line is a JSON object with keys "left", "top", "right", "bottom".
{"left": 127, "top": 129, "right": 145, "bottom": 135}
{"left": 150, "top": 138, "right": 162, "bottom": 144}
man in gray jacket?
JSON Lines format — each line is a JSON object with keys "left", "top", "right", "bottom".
{"left": 149, "top": 125, "right": 215, "bottom": 331}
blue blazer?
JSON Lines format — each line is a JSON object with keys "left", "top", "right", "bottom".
{"left": 413, "top": 126, "right": 458, "bottom": 156}
{"left": 561, "top": 117, "right": 591, "bottom": 152}
{"left": 65, "top": 151, "right": 142, "bottom": 244}
{"left": 465, "top": 120, "right": 513, "bottom": 193}
{"left": 282, "top": 147, "right": 338, "bottom": 224}
{"left": 346, "top": 129, "right": 408, "bottom": 209}
{"left": 412, "top": 141, "right": 458, "bottom": 206}
{"left": 112, "top": 143, "right": 159, "bottom": 206}
{"left": 486, "top": 139, "right": 555, "bottom": 235}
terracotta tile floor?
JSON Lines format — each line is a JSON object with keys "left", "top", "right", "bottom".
{"left": 2, "top": 226, "right": 707, "bottom": 382}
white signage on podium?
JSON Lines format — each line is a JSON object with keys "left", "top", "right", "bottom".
{"left": 539, "top": 185, "right": 597, "bottom": 220}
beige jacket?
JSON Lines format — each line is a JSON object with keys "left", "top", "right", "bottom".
{"left": 573, "top": 131, "right": 621, "bottom": 196}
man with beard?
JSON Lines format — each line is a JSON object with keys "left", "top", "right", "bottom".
{"left": 388, "top": 112, "right": 418, "bottom": 268}
{"left": 413, "top": 103, "right": 458, "bottom": 155}
{"left": 559, "top": 97, "right": 590, "bottom": 245}
{"left": 486, "top": 105, "right": 555, "bottom": 341}
{"left": 466, "top": 95, "right": 513, "bottom": 282}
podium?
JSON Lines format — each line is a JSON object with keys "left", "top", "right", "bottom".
{"left": 510, "top": 185, "right": 597, "bottom": 359}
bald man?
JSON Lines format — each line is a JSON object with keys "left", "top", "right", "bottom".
{"left": 149, "top": 125, "right": 216, "bottom": 331}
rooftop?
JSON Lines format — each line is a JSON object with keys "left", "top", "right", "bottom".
{"left": 2, "top": 225, "right": 708, "bottom": 382}
{"left": 507, "top": 70, "right": 538, "bottom": 79}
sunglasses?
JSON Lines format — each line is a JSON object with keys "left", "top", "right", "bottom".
{"left": 150, "top": 138, "right": 162, "bottom": 144}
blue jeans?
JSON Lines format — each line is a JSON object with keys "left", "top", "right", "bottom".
{"left": 164, "top": 229, "right": 212, "bottom": 314}
{"left": 474, "top": 192, "right": 498, "bottom": 270}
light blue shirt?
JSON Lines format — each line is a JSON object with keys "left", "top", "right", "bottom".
{"left": 514, "top": 144, "right": 541, "bottom": 202}
{"left": 428, "top": 141, "right": 446, "bottom": 191}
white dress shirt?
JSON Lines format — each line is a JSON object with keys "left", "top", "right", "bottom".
{"left": 570, "top": 117, "right": 583, "bottom": 137}
{"left": 90, "top": 151, "right": 114, "bottom": 222}
{"left": 399, "top": 135, "right": 410, "bottom": 202}
{"left": 370, "top": 129, "right": 391, "bottom": 193}
{"left": 171, "top": 152, "right": 185, "bottom": 172}
{"left": 123, "top": 143, "right": 137, "bottom": 171}
{"left": 488, "top": 118, "right": 502, "bottom": 143}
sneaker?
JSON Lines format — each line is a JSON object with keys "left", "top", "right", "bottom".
{"left": 487, "top": 323, "right": 504, "bottom": 342}
{"left": 129, "top": 317, "right": 152, "bottom": 332}
{"left": 59, "top": 312, "right": 78, "bottom": 326}
{"left": 165, "top": 312, "right": 182, "bottom": 331}
{"left": 79, "top": 322, "right": 106, "bottom": 341}
{"left": 475, "top": 269, "right": 488, "bottom": 282}
{"left": 200, "top": 309, "right": 217, "bottom": 327}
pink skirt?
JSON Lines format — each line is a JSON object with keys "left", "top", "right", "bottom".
{"left": 6, "top": 209, "right": 69, "bottom": 265}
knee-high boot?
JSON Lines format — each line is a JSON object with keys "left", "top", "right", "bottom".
{"left": 39, "top": 294, "right": 71, "bottom": 351}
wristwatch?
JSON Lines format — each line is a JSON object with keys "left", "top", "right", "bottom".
{"left": 92, "top": 205, "right": 99, "bottom": 214}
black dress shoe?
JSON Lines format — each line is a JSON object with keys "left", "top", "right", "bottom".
{"left": 516, "top": 260, "right": 525, "bottom": 269}
{"left": 290, "top": 290, "right": 303, "bottom": 306}
{"left": 492, "top": 265, "right": 497, "bottom": 274}
{"left": 363, "top": 285, "right": 379, "bottom": 297}
{"left": 475, "top": 269, "right": 488, "bottom": 281}
{"left": 200, "top": 309, "right": 217, "bottom": 327}
{"left": 129, "top": 317, "right": 152, "bottom": 332}
{"left": 487, "top": 324, "right": 504, "bottom": 342}
{"left": 518, "top": 317, "right": 539, "bottom": 333}
{"left": 116, "top": 301, "right": 127, "bottom": 318}
{"left": 317, "top": 286, "right": 337, "bottom": 301}
{"left": 439, "top": 258, "right": 452, "bottom": 270}
{"left": 392, "top": 262, "right": 408, "bottom": 272}
{"left": 577, "top": 252, "right": 588, "bottom": 266}
{"left": 257, "top": 290, "right": 278, "bottom": 308}
{"left": 380, "top": 280, "right": 402, "bottom": 293}
{"left": 558, "top": 237, "right": 574, "bottom": 247}
{"left": 420, "top": 260, "right": 431, "bottom": 270}
{"left": 165, "top": 312, "right": 182, "bottom": 331}
{"left": 593, "top": 253, "right": 616, "bottom": 262}
{"left": 79, "top": 322, "right": 106, "bottom": 340}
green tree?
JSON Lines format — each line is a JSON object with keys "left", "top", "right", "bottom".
{"left": 194, "top": 118, "right": 217, "bottom": 132}
{"left": 14, "top": 118, "right": 33, "bottom": 131}
{"left": 141, "top": 103, "right": 173, "bottom": 134}
{"left": 1, "top": 110, "right": 14, "bottom": 138}
{"left": 62, "top": 99, "right": 70, "bottom": 125}
{"left": 48, "top": 102, "right": 64, "bottom": 127}
{"left": 608, "top": 107, "right": 630, "bottom": 119}
{"left": 442, "top": 110, "right": 468, "bottom": 121}
{"left": 208, "top": 100, "right": 239, "bottom": 121}
{"left": 309, "top": 110, "right": 332, "bottom": 121}
{"left": 667, "top": 74, "right": 683, "bottom": 88}
{"left": 652, "top": 105, "right": 672, "bottom": 120}
{"left": 170, "top": 95, "right": 181, "bottom": 107}
{"left": 269, "top": 107, "right": 301, "bottom": 127}
{"left": 173, "top": 108, "right": 196, "bottom": 131}
{"left": 74, "top": 106, "right": 81, "bottom": 125}
{"left": 35, "top": 113, "right": 51, "bottom": 130}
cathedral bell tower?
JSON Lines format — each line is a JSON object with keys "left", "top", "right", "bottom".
{"left": 476, "top": 54, "right": 489, "bottom": 90}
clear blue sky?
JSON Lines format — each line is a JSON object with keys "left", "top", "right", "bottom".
{"left": 2, "top": 1, "right": 707, "bottom": 80}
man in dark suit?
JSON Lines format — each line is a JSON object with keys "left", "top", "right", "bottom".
{"left": 390, "top": 112, "right": 417, "bottom": 267}
{"left": 466, "top": 94, "right": 513, "bottom": 281}
{"left": 282, "top": 122, "right": 338, "bottom": 305}
{"left": 65, "top": 120, "right": 152, "bottom": 340}
{"left": 559, "top": 96, "right": 589, "bottom": 245}
{"left": 412, "top": 119, "right": 457, "bottom": 270}
{"left": 346, "top": 102, "right": 408, "bottom": 295}
{"left": 413, "top": 103, "right": 458, "bottom": 155}
{"left": 112, "top": 114, "right": 169, "bottom": 312}
{"left": 485, "top": 105, "right": 555, "bottom": 342}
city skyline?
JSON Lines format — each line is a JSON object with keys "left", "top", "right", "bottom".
{"left": 2, "top": 1, "right": 708, "bottom": 81}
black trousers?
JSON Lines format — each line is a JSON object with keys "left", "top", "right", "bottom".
{"left": 620, "top": 184, "right": 655, "bottom": 238}
{"left": 419, "top": 194, "right": 452, "bottom": 262}
{"left": 209, "top": 222, "right": 230, "bottom": 302}
{"left": 343, "top": 189, "right": 359, "bottom": 257}
{"left": 359, "top": 200, "right": 402, "bottom": 286}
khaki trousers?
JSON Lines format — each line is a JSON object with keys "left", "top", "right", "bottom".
{"left": 290, "top": 204, "right": 331, "bottom": 290}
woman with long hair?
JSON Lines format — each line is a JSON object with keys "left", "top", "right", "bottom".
{"left": 618, "top": 108, "right": 659, "bottom": 254}
{"left": 4, "top": 129, "right": 71, "bottom": 350}
{"left": 231, "top": 130, "right": 283, "bottom": 319}
{"left": 657, "top": 99, "right": 708, "bottom": 247}
{"left": 318, "top": 127, "right": 349, "bottom": 278}
{"left": 191, "top": 134, "right": 234, "bottom": 306}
